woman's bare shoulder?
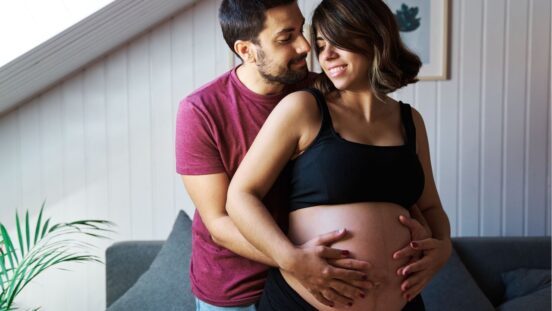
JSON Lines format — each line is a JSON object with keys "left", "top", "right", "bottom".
{"left": 279, "top": 89, "right": 319, "bottom": 110}
{"left": 272, "top": 89, "right": 321, "bottom": 123}
{"left": 408, "top": 105, "right": 427, "bottom": 132}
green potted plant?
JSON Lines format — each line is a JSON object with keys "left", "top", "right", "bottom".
{"left": 0, "top": 202, "right": 113, "bottom": 311}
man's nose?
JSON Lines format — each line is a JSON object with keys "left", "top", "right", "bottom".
{"left": 296, "top": 33, "right": 311, "bottom": 55}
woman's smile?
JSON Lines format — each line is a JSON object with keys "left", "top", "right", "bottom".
{"left": 327, "top": 64, "right": 348, "bottom": 78}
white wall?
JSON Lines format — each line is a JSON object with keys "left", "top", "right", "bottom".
{"left": 0, "top": 0, "right": 550, "bottom": 310}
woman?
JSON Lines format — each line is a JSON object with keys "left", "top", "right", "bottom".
{"left": 227, "top": 0, "right": 452, "bottom": 310}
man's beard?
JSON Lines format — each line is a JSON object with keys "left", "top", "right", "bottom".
{"left": 256, "top": 48, "right": 308, "bottom": 85}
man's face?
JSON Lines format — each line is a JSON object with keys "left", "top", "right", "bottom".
{"left": 253, "top": 2, "right": 310, "bottom": 85}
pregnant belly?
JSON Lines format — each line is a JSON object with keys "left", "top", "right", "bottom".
{"left": 282, "top": 202, "right": 412, "bottom": 311}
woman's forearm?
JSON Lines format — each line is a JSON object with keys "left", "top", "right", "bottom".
{"left": 421, "top": 205, "right": 451, "bottom": 241}
{"left": 226, "top": 190, "right": 298, "bottom": 270}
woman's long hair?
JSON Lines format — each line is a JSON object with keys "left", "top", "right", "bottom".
{"left": 311, "top": 0, "right": 421, "bottom": 98}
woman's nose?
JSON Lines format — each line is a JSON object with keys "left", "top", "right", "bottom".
{"left": 322, "top": 45, "right": 337, "bottom": 60}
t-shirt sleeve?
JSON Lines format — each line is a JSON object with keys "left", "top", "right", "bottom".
{"left": 175, "top": 98, "right": 225, "bottom": 175}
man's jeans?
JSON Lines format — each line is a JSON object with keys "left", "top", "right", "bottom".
{"left": 195, "top": 297, "right": 256, "bottom": 311}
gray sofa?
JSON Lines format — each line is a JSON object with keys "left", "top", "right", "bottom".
{"left": 105, "top": 211, "right": 551, "bottom": 310}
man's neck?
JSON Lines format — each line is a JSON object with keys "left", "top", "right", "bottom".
{"left": 236, "top": 64, "right": 286, "bottom": 96}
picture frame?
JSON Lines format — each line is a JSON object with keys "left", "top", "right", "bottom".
{"left": 384, "top": 0, "right": 450, "bottom": 80}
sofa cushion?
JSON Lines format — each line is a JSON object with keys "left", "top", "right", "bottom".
{"left": 422, "top": 249, "right": 494, "bottom": 311}
{"left": 501, "top": 268, "right": 551, "bottom": 300}
{"left": 107, "top": 210, "right": 194, "bottom": 311}
{"left": 106, "top": 241, "right": 163, "bottom": 306}
{"left": 452, "top": 237, "right": 551, "bottom": 306}
{"left": 496, "top": 268, "right": 551, "bottom": 311}
{"left": 497, "top": 287, "right": 550, "bottom": 311}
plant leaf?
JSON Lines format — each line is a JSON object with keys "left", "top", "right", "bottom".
{"left": 1, "top": 203, "right": 114, "bottom": 311}
{"left": 25, "top": 211, "right": 30, "bottom": 256}
{"left": 33, "top": 202, "right": 45, "bottom": 246}
{"left": 15, "top": 212, "right": 24, "bottom": 259}
{"left": 0, "top": 225, "right": 17, "bottom": 269}
{"left": 40, "top": 219, "right": 50, "bottom": 240}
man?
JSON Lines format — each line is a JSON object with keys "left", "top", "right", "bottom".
{"left": 176, "top": 1, "right": 430, "bottom": 309}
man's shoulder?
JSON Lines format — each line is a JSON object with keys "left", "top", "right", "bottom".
{"left": 182, "top": 70, "right": 234, "bottom": 109}
{"left": 292, "top": 71, "right": 320, "bottom": 90}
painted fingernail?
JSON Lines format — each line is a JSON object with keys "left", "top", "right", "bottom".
{"left": 411, "top": 241, "right": 419, "bottom": 248}
{"left": 361, "top": 275, "right": 368, "bottom": 281}
{"left": 406, "top": 294, "right": 411, "bottom": 301}
{"left": 348, "top": 302, "right": 353, "bottom": 307}
{"left": 360, "top": 292, "right": 366, "bottom": 298}
{"left": 341, "top": 250, "right": 350, "bottom": 256}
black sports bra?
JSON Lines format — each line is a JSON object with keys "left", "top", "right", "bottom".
{"left": 288, "top": 88, "right": 425, "bottom": 211}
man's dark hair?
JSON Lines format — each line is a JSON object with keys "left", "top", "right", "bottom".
{"left": 219, "top": 0, "right": 296, "bottom": 58}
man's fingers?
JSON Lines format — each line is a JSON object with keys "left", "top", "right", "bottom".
{"left": 328, "top": 258, "right": 372, "bottom": 271}
{"left": 325, "top": 265, "right": 369, "bottom": 284}
{"left": 320, "top": 287, "right": 354, "bottom": 308}
{"left": 308, "top": 228, "right": 348, "bottom": 247}
{"left": 399, "top": 215, "right": 425, "bottom": 231}
{"left": 392, "top": 245, "right": 418, "bottom": 259}
{"left": 410, "top": 238, "right": 438, "bottom": 250}
{"left": 401, "top": 271, "right": 422, "bottom": 291}
{"left": 401, "top": 257, "right": 431, "bottom": 276}
{"left": 310, "top": 290, "right": 335, "bottom": 308}
{"left": 396, "top": 266, "right": 405, "bottom": 277}
{"left": 328, "top": 279, "right": 366, "bottom": 301}
{"left": 402, "top": 278, "right": 425, "bottom": 302}
{"left": 316, "top": 245, "right": 351, "bottom": 260}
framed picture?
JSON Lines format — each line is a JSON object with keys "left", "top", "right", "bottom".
{"left": 384, "top": 0, "right": 449, "bottom": 80}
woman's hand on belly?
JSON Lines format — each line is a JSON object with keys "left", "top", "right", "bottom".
{"left": 390, "top": 212, "right": 452, "bottom": 301}
{"left": 281, "top": 229, "right": 376, "bottom": 307}
{"left": 393, "top": 214, "right": 431, "bottom": 276}
{"left": 287, "top": 202, "right": 414, "bottom": 310}
{"left": 394, "top": 231, "right": 452, "bottom": 301}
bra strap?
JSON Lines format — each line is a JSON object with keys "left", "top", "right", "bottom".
{"left": 400, "top": 102, "right": 417, "bottom": 153}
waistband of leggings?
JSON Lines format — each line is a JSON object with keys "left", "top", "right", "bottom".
{"left": 268, "top": 268, "right": 317, "bottom": 310}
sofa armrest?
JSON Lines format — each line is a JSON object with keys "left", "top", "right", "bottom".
{"left": 453, "top": 236, "right": 551, "bottom": 306}
{"left": 105, "top": 240, "right": 164, "bottom": 307}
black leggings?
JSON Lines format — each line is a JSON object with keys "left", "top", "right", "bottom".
{"left": 258, "top": 269, "right": 425, "bottom": 311}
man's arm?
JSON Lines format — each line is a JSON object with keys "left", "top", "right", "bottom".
{"left": 181, "top": 173, "right": 276, "bottom": 266}
{"left": 182, "top": 172, "right": 367, "bottom": 308}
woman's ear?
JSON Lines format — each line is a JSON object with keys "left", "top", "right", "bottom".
{"left": 234, "top": 40, "right": 255, "bottom": 64}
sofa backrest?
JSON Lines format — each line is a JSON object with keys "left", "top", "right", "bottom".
{"left": 453, "top": 236, "right": 551, "bottom": 306}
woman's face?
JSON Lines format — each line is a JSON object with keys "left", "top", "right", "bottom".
{"left": 316, "top": 32, "right": 371, "bottom": 91}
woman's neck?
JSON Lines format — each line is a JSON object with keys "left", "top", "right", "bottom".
{"left": 338, "top": 89, "right": 389, "bottom": 122}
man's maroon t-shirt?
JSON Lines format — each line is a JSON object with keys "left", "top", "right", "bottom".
{"left": 175, "top": 67, "right": 314, "bottom": 306}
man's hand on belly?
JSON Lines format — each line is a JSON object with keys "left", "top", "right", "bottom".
{"left": 282, "top": 228, "right": 375, "bottom": 308}
{"left": 392, "top": 214, "right": 452, "bottom": 301}
{"left": 393, "top": 214, "right": 430, "bottom": 263}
